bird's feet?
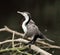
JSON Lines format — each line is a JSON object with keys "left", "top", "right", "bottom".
{"left": 25, "top": 40, "right": 35, "bottom": 45}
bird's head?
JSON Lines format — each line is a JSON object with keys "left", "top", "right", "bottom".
{"left": 17, "top": 11, "right": 31, "bottom": 18}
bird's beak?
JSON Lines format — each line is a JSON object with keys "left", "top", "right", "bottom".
{"left": 17, "top": 11, "right": 23, "bottom": 15}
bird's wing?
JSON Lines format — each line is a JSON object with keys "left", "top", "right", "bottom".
{"left": 25, "top": 23, "right": 40, "bottom": 37}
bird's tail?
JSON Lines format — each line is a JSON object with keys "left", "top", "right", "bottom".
{"left": 39, "top": 33, "right": 55, "bottom": 42}
{"left": 43, "top": 35, "right": 55, "bottom": 43}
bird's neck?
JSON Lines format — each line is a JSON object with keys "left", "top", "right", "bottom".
{"left": 22, "top": 15, "right": 30, "bottom": 33}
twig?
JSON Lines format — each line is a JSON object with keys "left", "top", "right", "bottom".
{"left": 12, "top": 32, "right": 15, "bottom": 48}
{"left": 0, "top": 38, "right": 52, "bottom": 55}
{"left": 0, "top": 26, "right": 24, "bottom": 37}
{"left": 0, "top": 26, "right": 60, "bottom": 55}
{"left": 0, "top": 26, "right": 59, "bottom": 48}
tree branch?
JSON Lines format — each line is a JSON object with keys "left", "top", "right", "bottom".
{"left": 0, "top": 38, "right": 52, "bottom": 55}
{"left": 0, "top": 26, "right": 24, "bottom": 37}
{"left": 0, "top": 26, "right": 60, "bottom": 55}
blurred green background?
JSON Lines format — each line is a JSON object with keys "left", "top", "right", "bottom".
{"left": 0, "top": 0, "right": 60, "bottom": 55}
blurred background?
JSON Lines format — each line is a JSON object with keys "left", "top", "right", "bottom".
{"left": 0, "top": 0, "right": 60, "bottom": 55}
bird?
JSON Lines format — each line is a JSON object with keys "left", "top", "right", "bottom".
{"left": 17, "top": 11, "right": 54, "bottom": 44}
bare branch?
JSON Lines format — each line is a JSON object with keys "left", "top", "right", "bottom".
{"left": 0, "top": 26, "right": 60, "bottom": 47}
{"left": 0, "top": 38, "right": 52, "bottom": 55}
{"left": 0, "top": 26, "right": 60, "bottom": 55}
{"left": 0, "top": 26, "right": 24, "bottom": 37}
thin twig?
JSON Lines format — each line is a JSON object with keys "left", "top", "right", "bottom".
{"left": 12, "top": 32, "right": 15, "bottom": 48}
